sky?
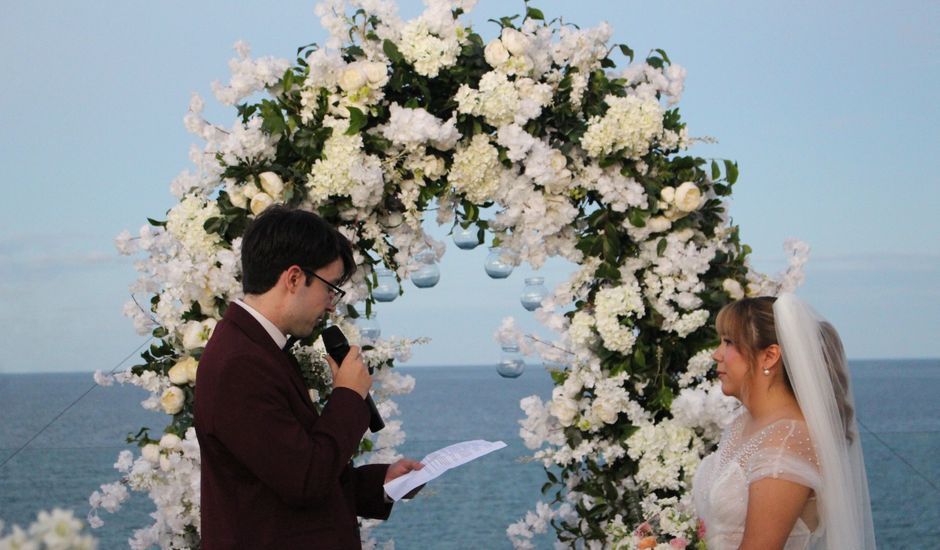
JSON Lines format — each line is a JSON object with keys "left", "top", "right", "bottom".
{"left": 1, "top": 0, "right": 938, "bottom": 373}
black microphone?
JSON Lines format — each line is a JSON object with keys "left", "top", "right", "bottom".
{"left": 321, "top": 326, "right": 385, "bottom": 433}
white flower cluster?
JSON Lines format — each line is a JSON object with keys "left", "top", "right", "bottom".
{"left": 88, "top": 429, "right": 202, "bottom": 549}
{"left": 671, "top": 380, "right": 739, "bottom": 443}
{"left": 626, "top": 419, "right": 703, "bottom": 492}
{"left": 447, "top": 134, "right": 503, "bottom": 203}
{"left": 0, "top": 509, "right": 97, "bottom": 550}
{"left": 211, "top": 41, "right": 291, "bottom": 106}
{"left": 505, "top": 500, "right": 575, "bottom": 550}
{"left": 636, "top": 231, "right": 719, "bottom": 338}
{"left": 381, "top": 103, "right": 460, "bottom": 151}
{"left": 307, "top": 131, "right": 384, "bottom": 209}
{"left": 581, "top": 95, "right": 664, "bottom": 159}
{"left": 456, "top": 72, "right": 553, "bottom": 127}
{"left": 594, "top": 280, "right": 645, "bottom": 354}
{"left": 397, "top": 1, "right": 468, "bottom": 78}
{"left": 745, "top": 238, "right": 811, "bottom": 297}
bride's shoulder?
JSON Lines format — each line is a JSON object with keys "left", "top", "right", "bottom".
{"left": 757, "top": 418, "right": 819, "bottom": 466}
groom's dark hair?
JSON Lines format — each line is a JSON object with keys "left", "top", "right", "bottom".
{"left": 241, "top": 206, "right": 355, "bottom": 295}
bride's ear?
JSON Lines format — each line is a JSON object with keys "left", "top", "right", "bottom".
{"left": 759, "top": 344, "right": 782, "bottom": 371}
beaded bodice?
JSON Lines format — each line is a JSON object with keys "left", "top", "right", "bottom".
{"left": 692, "top": 411, "right": 822, "bottom": 550}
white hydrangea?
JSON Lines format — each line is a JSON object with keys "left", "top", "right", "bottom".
{"left": 678, "top": 348, "right": 716, "bottom": 388}
{"left": 306, "top": 132, "right": 384, "bottom": 208}
{"left": 165, "top": 196, "right": 222, "bottom": 258}
{"left": 581, "top": 95, "right": 664, "bottom": 159}
{"left": 397, "top": 18, "right": 462, "bottom": 78}
{"left": 447, "top": 134, "right": 502, "bottom": 203}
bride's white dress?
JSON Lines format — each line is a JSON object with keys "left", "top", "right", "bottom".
{"left": 693, "top": 411, "right": 822, "bottom": 550}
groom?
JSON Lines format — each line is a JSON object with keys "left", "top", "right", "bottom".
{"left": 195, "top": 206, "right": 422, "bottom": 549}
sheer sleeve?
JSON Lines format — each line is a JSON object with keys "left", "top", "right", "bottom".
{"left": 746, "top": 420, "right": 821, "bottom": 491}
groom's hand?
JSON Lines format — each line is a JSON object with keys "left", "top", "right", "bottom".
{"left": 325, "top": 345, "right": 372, "bottom": 399}
{"left": 385, "top": 459, "right": 425, "bottom": 499}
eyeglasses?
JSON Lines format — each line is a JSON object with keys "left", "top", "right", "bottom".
{"left": 300, "top": 267, "right": 346, "bottom": 307}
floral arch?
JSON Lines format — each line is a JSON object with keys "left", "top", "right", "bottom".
{"left": 94, "top": 1, "right": 809, "bottom": 548}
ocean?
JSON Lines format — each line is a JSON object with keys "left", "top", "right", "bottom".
{"left": 1, "top": 360, "right": 938, "bottom": 548}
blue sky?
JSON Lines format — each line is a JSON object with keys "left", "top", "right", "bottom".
{"left": 1, "top": 0, "right": 937, "bottom": 373}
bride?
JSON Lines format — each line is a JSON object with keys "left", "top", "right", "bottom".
{"left": 692, "top": 294, "right": 876, "bottom": 549}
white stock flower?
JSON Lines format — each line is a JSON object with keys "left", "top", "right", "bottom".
{"left": 594, "top": 280, "right": 645, "bottom": 354}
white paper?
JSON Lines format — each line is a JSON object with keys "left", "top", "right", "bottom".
{"left": 382, "top": 439, "right": 507, "bottom": 501}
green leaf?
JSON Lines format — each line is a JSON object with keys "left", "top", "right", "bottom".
{"left": 203, "top": 217, "right": 223, "bottom": 235}
{"left": 146, "top": 217, "right": 167, "bottom": 227}
{"left": 618, "top": 44, "right": 634, "bottom": 62}
{"left": 647, "top": 56, "right": 664, "bottom": 69}
{"left": 383, "top": 39, "right": 404, "bottom": 63}
{"left": 724, "top": 159, "right": 739, "bottom": 184}
{"left": 711, "top": 160, "right": 720, "bottom": 181}
{"left": 633, "top": 348, "right": 646, "bottom": 370}
{"left": 282, "top": 68, "right": 294, "bottom": 94}
{"left": 600, "top": 57, "right": 616, "bottom": 69}
{"left": 526, "top": 6, "right": 545, "bottom": 20}
{"left": 654, "top": 48, "right": 672, "bottom": 64}
{"left": 656, "top": 238, "right": 667, "bottom": 256}
{"left": 627, "top": 209, "right": 646, "bottom": 228}
{"left": 345, "top": 107, "right": 368, "bottom": 135}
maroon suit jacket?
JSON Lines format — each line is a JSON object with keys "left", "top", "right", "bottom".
{"left": 194, "top": 302, "right": 392, "bottom": 549}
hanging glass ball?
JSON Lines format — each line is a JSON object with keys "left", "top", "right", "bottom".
{"left": 372, "top": 267, "right": 399, "bottom": 302}
{"left": 497, "top": 344, "right": 525, "bottom": 378}
{"left": 357, "top": 313, "right": 381, "bottom": 345}
{"left": 520, "top": 276, "right": 548, "bottom": 311}
{"left": 484, "top": 247, "right": 514, "bottom": 279}
{"left": 410, "top": 249, "right": 440, "bottom": 288}
{"left": 453, "top": 225, "right": 480, "bottom": 250}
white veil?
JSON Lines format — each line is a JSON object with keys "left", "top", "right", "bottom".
{"left": 773, "top": 293, "right": 876, "bottom": 549}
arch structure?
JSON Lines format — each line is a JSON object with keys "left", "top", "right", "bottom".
{"left": 94, "top": 1, "right": 809, "bottom": 548}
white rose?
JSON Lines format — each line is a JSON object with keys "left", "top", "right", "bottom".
{"left": 258, "top": 172, "right": 284, "bottom": 197}
{"left": 591, "top": 399, "right": 619, "bottom": 425}
{"left": 723, "top": 278, "right": 745, "bottom": 300}
{"left": 181, "top": 319, "right": 216, "bottom": 350}
{"left": 647, "top": 216, "right": 672, "bottom": 233}
{"left": 338, "top": 67, "right": 366, "bottom": 92}
{"left": 549, "top": 388, "right": 579, "bottom": 427}
{"left": 167, "top": 359, "right": 190, "bottom": 385}
{"left": 500, "top": 28, "right": 528, "bottom": 56}
{"left": 484, "top": 39, "right": 510, "bottom": 67}
{"left": 225, "top": 181, "right": 248, "bottom": 209}
{"left": 674, "top": 181, "right": 702, "bottom": 212}
{"left": 141, "top": 443, "right": 161, "bottom": 464}
{"left": 168, "top": 356, "right": 198, "bottom": 385}
{"left": 159, "top": 433, "right": 182, "bottom": 450}
{"left": 250, "top": 192, "right": 275, "bottom": 215}
{"left": 364, "top": 62, "right": 388, "bottom": 85}
{"left": 660, "top": 186, "right": 676, "bottom": 205}
{"left": 550, "top": 150, "right": 568, "bottom": 172}
{"left": 160, "top": 387, "right": 185, "bottom": 415}
{"left": 242, "top": 184, "right": 259, "bottom": 199}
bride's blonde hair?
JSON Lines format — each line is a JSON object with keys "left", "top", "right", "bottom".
{"left": 716, "top": 297, "right": 856, "bottom": 442}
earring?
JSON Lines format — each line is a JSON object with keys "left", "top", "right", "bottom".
{"left": 763, "top": 368, "right": 770, "bottom": 376}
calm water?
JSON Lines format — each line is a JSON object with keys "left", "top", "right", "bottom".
{"left": 1, "top": 360, "right": 938, "bottom": 548}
